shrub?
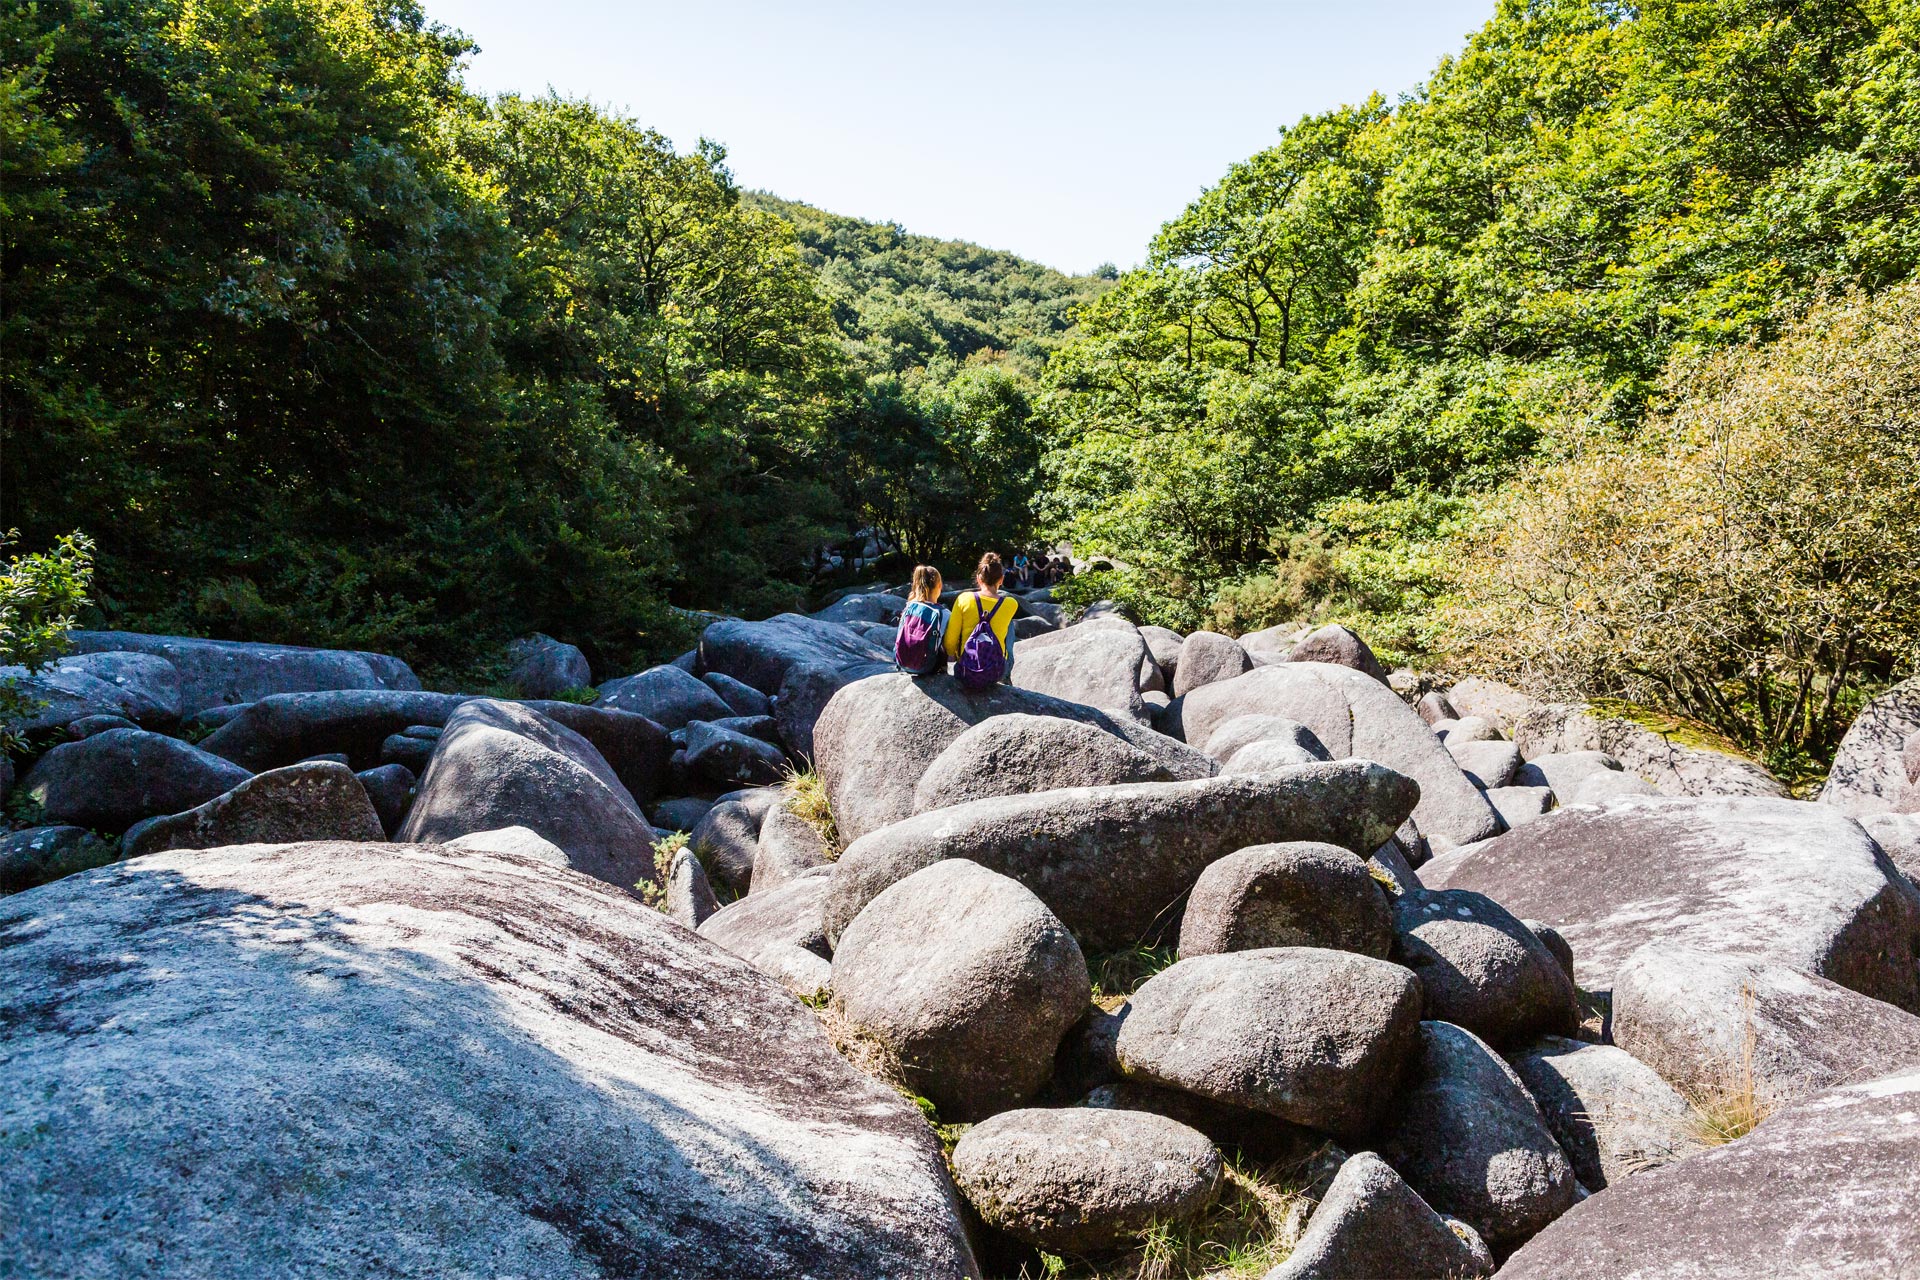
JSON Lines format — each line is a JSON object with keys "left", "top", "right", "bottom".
{"left": 0, "top": 531, "right": 94, "bottom": 750}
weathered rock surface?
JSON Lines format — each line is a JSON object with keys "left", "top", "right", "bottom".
{"left": 1376, "top": 1021, "right": 1578, "bottom": 1251}
{"left": 832, "top": 860, "right": 1088, "bottom": 1121}
{"left": 1178, "top": 842, "right": 1392, "bottom": 960}
{"left": 689, "top": 800, "right": 761, "bottom": 895}
{"left": 0, "top": 841, "right": 978, "bottom": 1279}
{"left": 1080, "top": 1079, "right": 1322, "bottom": 1166}
{"left": 1422, "top": 795, "right": 1920, "bottom": 1011}
{"left": 0, "top": 825, "right": 114, "bottom": 894}
{"left": 598, "top": 664, "right": 733, "bottom": 730}
{"left": 1267, "top": 1151, "right": 1493, "bottom": 1280}
{"left": 684, "top": 719, "right": 787, "bottom": 787}
{"left": 663, "top": 845, "right": 721, "bottom": 928}
{"left": 1115, "top": 947, "right": 1423, "bottom": 1140}
{"left": 825, "top": 761, "right": 1419, "bottom": 951}
{"left": 1416, "top": 690, "right": 1459, "bottom": 726}
{"left": 1820, "top": 676, "right": 1920, "bottom": 816}
{"left": 398, "top": 699, "right": 656, "bottom": 891}
{"left": 698, "top": 872, "right": 833, "bottom": 998}
{"left": 1011, "top": 623, "right": 1153, "bottom": 724}
{"left": 1865, "top": 811, "right": 1920, "bottom": 886}
{"left": 1568, "top": 768, "right": 1662, "bottom": 803}
{"left": 1512, "top": 749, "right": 1621, "bottom": 795}
{"left": 1513, "top": 702, "right": 1786, "bottom": 798}
{"left": 18, "top": 729, "right": 252, "bottom": 834}
{"left": 67, "top": 630, "right": 421, "bottom": 717}
{"left": 813, "top": 672, "right": 1213, "bottom": 846}
{"left": 504, "top": 633, "right": 591, "bottom": 699}
{"left": 1172, "top": 631, "right": 1254, "bottom": 697}
{"left": 1506, "top": 1034, "right": 1692, "bottom": 1191}
{"left": 443, "top": 825, "right": 569, "bottom": 867}
{"left": 1171, "top": 663, "right": 1499, "bottom": 845}
{"left": 1, "top": 650, "right": 183, "bottom": 735}
{"left": 1443, "top": 677, "right": 1537, "bottom": 736}
{"left": 1281, "top": 623, "right": 1388, "bottom": 685}
{"left": 1612, "top": 943, "right": 1920, "bottom": 1107}
{"left": 1497, "top": 1069, "right": 1920, "bottom": 1280}
{"left": 1481, "top": 784, "right": 1554, "bottom": 830}
{"left": 1237, "top": 623, "right": 1308, "bottom": 664}
{"left": 951, "top": 1108, "right": 1221, "bottom": 1254}
{"left": 700, "top": 613, "right": 892, "bottom": 696}
{"left": 1202, "top": 714, "right": 1330, "bottom": 767}
{"left": 121, "top": 762, "right": 384, "bottom": 857}
{"left": 752, "top": 806, "right": 832, "bottom": 891}
{"left": 1446, "top": 738, "right": 1521, "bottom": 790}
{"left": 354, "top": 763, "right": 416, "bottom": 836}
{"left": 1138, "top": 625, "right": 1184, "bottom": 681}
{"left": 913, "top": 713, "right": 1175, "bottom": 813}
{"left": 1390, "top": 889, "right": 1580, "bottom": 1047}
{"left": 650, "top": 795, "right": 713, "bottom": 833}
{"left": 700, "top": 670, "right": 770, "bottom": 717}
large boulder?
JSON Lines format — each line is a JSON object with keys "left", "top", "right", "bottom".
{"left": 698, "top": 613, "right": 891, "bottom": 696}
{"left": 1512, "top": 702, "right": 1786, "bottom": 798}
{"left": 1375, "top": 1021, "right": 1578, "bottom": 1251}
{"left": 398, "top": 699, "right": 657, "bottom": 891}
{"left": 752, "top": 806, "right": 832, "bottom": 891}
{"left": 121, "top": 762, "right": 384, "bottom": 857}
{"left": 1819, "top": 676, "right": 1920, "bottom": 816}
{"left": 690, "top": 800, "right": 762, "bottom": 895}
{"left": 1202, "top": 714, "right": 1329, "bottom": 768}
{"left": 0, "top": 650, "right": 183, "bottom": 735}
{"left": 443, "top": 824, "right": 569, "bottom": 867}
{"left": 1422, "top": 795, "right": 1920, "bottom": 1011}
{"left": 1512, "top": 749, "right": 1622, "bottom": 796}
{"left": 825, "top": 761, "right": 1420, "bottom": 952}
{"left": 1172, "top": 631, "right": 1253, "bottom": 697}
{"left": 17, "top": 729, "right": 251, "bottom": 834}
{"left": 1498, "top": 1069, "right": 1920, "bottom": 1280}
{"left": 1171, "top": 663, "right": 1499, "bottom": 846}
{"left": 1114, "top": 947, "right": 1423, "bottom": 1141}
{"left": 950, "top": 1108, "right": 1221, "bottom": 1255}
{"left": 1281, "top": 623, "right": 1388, "bottom": 684}
{"left": 1865, "top": 811, "right": 1920, "bottom": 886}
{"left": 0, "top": 841, "right": 978, "bottom": 1279}
{"left": 831, "top": 860, "right": 1088, "bottom": 1121}
{"left": 1177, "top": 842, "right": 1392, "bottom": 959}
{"left": 701, "top": 670, "right": 770, "bottom": 717}
{"left": 1612, "top": 943, "right": 1920, "bottom": 1107}
{"left": 697, "top": 873, "right": 833, "bottom": 999}
{"left": 1506, "top": 1035, "right": 1692, "bottom": 1191}
{"left": 503, "top": 633, "right": 591, "bottom": 699}
{"left": 684, "top": 719, "right": 787, "bottom": 787}
{"left": 1446, "top": 738, "right": 1521, "bottom": 790}
{"left": 1444, "top": 677, "right": 1537, "bottom": 736}
{"left": 662, "top": 845, "right": 721, "bottom": 928}
{"left": 813, "top": 672, "right": 1213, "bottom": 846}
{"left": 811, "top": 592, "right": 903, "bottom": 627}
{"left": 1079, "top": 1078, "right": 1322, "bottom": 1166}
{"left": 1138, "top": 625, "right": 1184, "bottom": 681}
{"left": 1267, "top": 1151, "right": 1494, "bottom": 1280}
{"left": 66, "top": 630, "right": 419, "bottom": 717}
{"left": 912, "top": 713, "right": 1176, "bottom": 813}
{"left": 1390, "top": 889, "right": 1580, "bottom": 1047}
{"left": 597, "top": 664, "right": 733, "bottom": 730}
{"left": 355, "top": 762, "right": 416, "bottom": 836}
{"left": 1010, "top": 622, "right": 1152, "bottom": 724}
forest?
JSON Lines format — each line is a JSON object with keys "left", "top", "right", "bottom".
{"left": 5, "top": 0, "right": 1919, "bottom": 767}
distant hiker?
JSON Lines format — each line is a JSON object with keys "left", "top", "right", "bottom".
{"left": 1012, "top": 551, "right": 1032, "bottom": 589}
{"left": 894, "top": 565, "right": 948, "bottom": 676}
{"left": 945, "top": 552, "right": 1016, "bottom": 689}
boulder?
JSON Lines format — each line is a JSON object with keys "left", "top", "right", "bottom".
{"left": 813, "top": 672, "right": 1214, "bottom": 846}
{"left": 1237, "top": 623, "right": 1308, "bottom": 664}
{"left": 443, "top": 825, "right": 569, "bottom": 867}
{"left": 1512, "top": 749, "right": 1622, "bottom": 796}
{"left": 1443, "top": 677, "right": 1538, "bottom": 736}
{"left": 752, "top": 806, "right": 832, "bottom": 891}
{"left": 1482, "top": 784, "right": 1553, "bottom": 829}
{"left": 0, "top": 841, "right": 978, "bottom": 1279}
{"left": 1011, "top": 624, "right": 1153, "bottom": 724}
{"left": 1506, "top": 1035, "right": 1692, "bottom": 1191}
{"left": 1421, "top": 796, "right": 1920, "bottom": 1011}
{"left": 689, "top": 800, "right": 762, "bottom": 895}
{"left": 1172, "top": 631, "right": 1254, "bottom": 697}
{"left": 1267, "top": 1151, "right": 1494, "bottom": 1280}
{"left": 1568, "top": 769, "right": 1661, "bottom": 803}
{"left": 503, "top": 633, "right": 591, "bottom": 699}
{"left": 1170, "top": 664, "right": 1500, "bottom": 846}
{"left": 1114, "top": 947, "right": 1423, "bottom": 1141}
{"left": 1513, "top": 702, "right": 1786, "bottom": 798}
{"left": 650, "top": 795, "right": 713, "bottom": 832}
{"left": 63, "top": 712, "right": 139, "bottom": 738}
{"left": 1612, "top": 943, "right": 1920, "bottom": 1108}
{"left": 1415, "top": 690, "right": 1459, "bottom": 726}
{"left": 1080, "top": 1079, "right": 1321, "bottom": 1166}
{"left": 17, "top": 729, "right": 252, "bottom": 834}
{"left": 66, "top": 630, "right": 419, "bottom": 717}
{"left": 1390, "top": 889, "right": 1579, "bottom": 1047}
{"left": 0, "top": 650, "right": 182, "bottom": 735}
{"left": 1819, "top": 676, "right": 1920, "bottom": 816}
{"left": 398, "top": 699, "right": 657, "bottom": 892}
{"left": 831, "top": 860, "right": 1089, "bottom": 1121}
{"left": 1497, "top": 1070, "right": 1920, "bottom": 1280}
{"left": 1281, "top": 623, "right": 1388, "bottom": 684}
{"left": 684, "top": 720, "right": 787, "bottom": 788}
{"left": 700, "top": 670, "right": 771, "bottom": 717}
{"left": 1203, "top": 714, "right": 1330, "bottom": 767}
{"left": 826, "top": 761, "right": 1420, "bottom": 952}
{"left": 1138, "top": 625, "right": 1184, "bottom": 681}
{"left": 121, "top": 762, "right": 384, "bottom": 857}
{"left": 1375, "top": 1022, "right": 1578, "bottom": 1251}
{"left": 698, "top": 873, "right": 833, "bottom": 998}
{"left": 1445, "top": 738, "right": 1521, "bottom": 790}
{"left": 596, "top": 664, "right": 733, "bottom": 729}
{"left": 1177, "top": 842, "right": 1392, "bottom": 960}
{"left": 1864, "top": 812, "right": 1920, "bottom": 886}
{"left": 663, "top": 845, "right": 721, "bottom": 928}
{"left": 1224, "top": 738, "right": 1333, "bottom": 774}
{"left": 379, "top": 726, "right": 439, "bottom": 773}
{"left": 913, "top": 714, "right": 1175, "bottom": 813}
{"left": 950, "top": 1109, "right": 1221, "bottom": 1255}
{"left": 1432, "top": 714, "right": 1501, "bottom": 744}
{"left": 698, "top": 613, "right": 891, "bottom": 697}
{"left": 811, "top": 592, "right": 903, "bottom": 627}
{"left": 0, "top": 825, "right": 116, "bottom": 894}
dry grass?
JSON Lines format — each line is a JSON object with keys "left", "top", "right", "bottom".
{"left": 1087, "top": 945, "right": 1178, "bottom": 1012}
{"left": 1680, "top": 986, "right": 1780, "bottom": 1147}
{"left": 782, "top": 765, "right": 840, "bottom": 856}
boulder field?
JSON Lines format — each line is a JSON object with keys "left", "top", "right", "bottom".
{"left": 4, "top": 612, "right": 1919, "bottom": 1279}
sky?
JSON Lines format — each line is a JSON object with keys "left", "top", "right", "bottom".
{"left": 430, "top": 0, "right": 1493, "bottom": 276}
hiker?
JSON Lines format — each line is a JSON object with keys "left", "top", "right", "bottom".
{"left": 945, "top": 551, "right": 1017, "bottom": 689}
{"left": 1011, "top": 550, "right": 1032, "bottom": 589}
{"left": 893, "top": 565, "right": 948, "bottom": 677}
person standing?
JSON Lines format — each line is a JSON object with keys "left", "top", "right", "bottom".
{"left": 944, "top": 552, "right": 1017, "bottom": 687}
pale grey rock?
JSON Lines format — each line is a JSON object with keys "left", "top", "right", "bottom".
{"left": 1434, "top": 714, "right": 1501, "bottom": 744}
{"left": 1139, "top": 625, "right": 1184, "bottom": 682}
{"left": 1266, "top": 1151, "right": 1493, "bottom": 1280}
{"left": 1864, "top": 812, "right": 1920, "bottom": 886}
{"left": 1446, "top": 738, "right": 1521, "bottom": 789}
{"left": 752, "top": 806, "right": 832, "bottom": 892}
{"left": 1506, "top": 1035, "right": 1692, "bottom": 1190}
{"left": 1178, "top": 842, "right": 1392, "bottom": 960}
{"left": 66, "top": 630, "right": 420, "bottom": 717}
{"left": 683, "top": 720, "right": 787, "bottom": 788}
{"left": 1390, "top": 889, "right": 1580, "bottom": 1047}
{"left": 1080, "top": 1079, "right": 1322, "bottom": 1166}
{"left": 122, "top": 761, "right": 384, "bottom": 858}
{"left": 913, "top": 714, "right": 1174, "bottom": 813}
{"left": 1569, "top": 768, "right": 1662, "bottom": 803}
{"left": 1224, "top": 739, "right": 1330, "bottom": 774}
{"left": 698, "top": 873, "right": 832, "bottom": 998}
{"left": 1819, "top": 676, "right": 1920, "bottom": 816}
{"left": 1513, "top": 749, "right": 1622, "bottom": 795}
{"left": 1443, "top": 677, "right": 1538, "bottom": 737}
{"left": 18, "top": 729, "right": 251, "bottom": 834}
{"left": 444, "top": 825, "right": 569, "bottom": 867}
{"left": 597, "top": 664, "right": 733, "bottom": 729}
{"left": 1281, "top": 624, "right": 1388, "bottom": 684}
{"left": 664, "top": 846, "right": 721, "bottom": 927}
{"left": 1513, "top": 702, "right": 1786, "bottom": 798}
{"left": 1012, "top": 624, "right": 1153, "bottom": 724}
{"left": 1202, "top": 714, "right": 1330, "bottom": 767}
{"left": 1415, "top": 690, "right": 1459, "bottom": 726}
{"left": 1483, "top": 784, "right": 1554, "bottom": 829}
{"left": 1173, "top": 631, "right": 1254, "bottom": 697}
{"left": 689, "top": 800, "right": 760, "bottom": 895}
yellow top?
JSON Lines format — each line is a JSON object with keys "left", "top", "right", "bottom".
{"left": 943, "top": 590, "right": 1016, "bottom": 662}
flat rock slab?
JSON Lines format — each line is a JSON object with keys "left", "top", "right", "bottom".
{"left": 0, "top": 841, "right": 977, "bottom": 1279}
{"left": 1498, "top": 1070, "right": 1920, "bottom": 1280}
{"left": 67, "top": 630, "right": 420, "bottom": 716}
{"left": 825, "top": 761, "right": 1418, "bottom": 952}
{"left": 1421, "top": 795, "right": 1920, "bottom": 1011}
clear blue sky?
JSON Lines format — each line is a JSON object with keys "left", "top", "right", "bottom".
{"left": 430, "top": 0, "right": 1493, "bottom": 275}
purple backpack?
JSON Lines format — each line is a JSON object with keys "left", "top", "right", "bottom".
{"left": 955, "top": 593, "right": 1012, "bottom": 690}
{"left": 894, "top": 601, "right": 942, "bottom": 675}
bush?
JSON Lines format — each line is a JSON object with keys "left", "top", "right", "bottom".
{"left": 1443, "top": 285, "right": 1920, "bottom": 767}
{"left": 0, "top": 531, "right": 94, "bottom": 750}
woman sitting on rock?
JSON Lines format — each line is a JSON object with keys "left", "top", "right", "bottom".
{"left": 944, "top": 552, "right": 1017, "bottom": 688}
{"left": 893, "top": 565, "right": 948, "bottom": 676}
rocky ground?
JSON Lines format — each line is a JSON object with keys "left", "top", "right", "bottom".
{"left": 3, "top": 599, "right": 1919, "bottom": 1279}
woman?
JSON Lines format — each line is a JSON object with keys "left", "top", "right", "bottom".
{"left": 944, "top": 551, "right": 1017, "bottom": 687}
{"left": 893, "top": 565, "right": 948, "bottom": 676}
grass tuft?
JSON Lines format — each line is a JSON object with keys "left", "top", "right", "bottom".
{"left": 782, "top": 765, "right": 840, "bottom": 856}
{"left": 1087, "top": 944, "right": 1178, "bottom": 1011}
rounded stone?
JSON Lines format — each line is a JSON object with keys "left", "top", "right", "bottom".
{"left": 1178, "top": 842, "right": 1392, "bottom": 959}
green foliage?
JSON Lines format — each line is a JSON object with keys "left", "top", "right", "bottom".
{"left": 0, "top": 530, "right": 94, "bottom": 747}
{"left": 640, "top": 830, "right": 689, "bottom": 910}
